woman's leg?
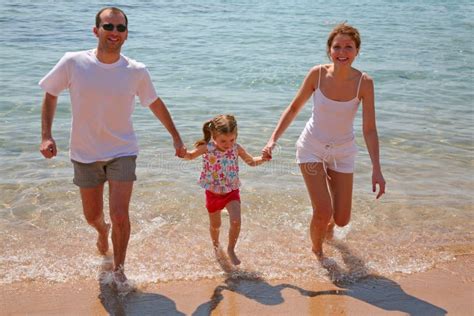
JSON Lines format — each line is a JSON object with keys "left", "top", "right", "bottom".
{"left": 226, "top": 200, "right": 241, "bottom": 265}
{"left": 327, "top": 169, "right": 354, "bottom": 227}
{"left": 300, "top": 163, "right": 333, "bottom": 259}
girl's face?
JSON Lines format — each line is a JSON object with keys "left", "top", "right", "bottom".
{"left": 329, "top": 34, "right": 358, "bottom": 66}
{"left": 213, "top": 132, "right": 236, "bottom": 151}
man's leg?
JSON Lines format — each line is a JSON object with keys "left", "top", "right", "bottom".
{"left": 108, "top": 180, "right": 133, "bottom": 279}
{"left": 80, "top": 184, "right": 110, "bottom": 254}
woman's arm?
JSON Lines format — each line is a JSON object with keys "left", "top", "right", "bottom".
{"left": 263, "top": 66, "right": 320, "bottom": 157}
{"left": 361, "top": 75, "right": 386, "bottom": 199}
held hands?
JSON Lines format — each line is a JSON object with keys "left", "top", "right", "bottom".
{"left": 372, "top": 169, "right": 386, "bottom": 199}
{"left": 174, "top": 140, "right": 187, "bottom": 158}
{"left": 40, "top": 138, "right": 57, "bottom": 158}
{"left": 262, "top": 141, "right": 276, "bottom": 161}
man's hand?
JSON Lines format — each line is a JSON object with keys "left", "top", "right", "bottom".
{"left": 174, "top": 141, "right": 186, "bottom": 158}
{"left": 40, "top": 138, "right": 57, "bottom": 158}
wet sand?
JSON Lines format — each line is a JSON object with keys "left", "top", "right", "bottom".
{"left": 1, "top": 255, "right": 472, "bottom": 315}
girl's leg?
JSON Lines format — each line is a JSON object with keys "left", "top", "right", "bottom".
{"left": 208, "top": 211, "right": 222, "bottom": 248}
{"left": 300, "top": 163, "right": 333, "bottom": 259}
{"left": 327, "top": 169, "right": 354, "bottom": 227}
{"left": 225, "top": 200, "right": 241, "bottom": 265}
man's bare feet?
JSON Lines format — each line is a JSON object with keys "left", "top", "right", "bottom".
{"left": 227, "top": 248, "right": 241, "bottom": 265}
{"left": 97, "top": 223, "right": 110, "bottom": 255}
{"left": 112, "top": 266, "right": 135, "bottom": 294}
{"left": 113, "top": 267, "right": 127, "bottom": 283}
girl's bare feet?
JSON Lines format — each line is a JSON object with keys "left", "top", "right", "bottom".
{"left": 227, "top": 248, "right": 241, "bottom": 265}
{"left": 97, "top": 223, "right": 111, "bottom": 255}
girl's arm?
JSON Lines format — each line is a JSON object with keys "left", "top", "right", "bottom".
{"left": 183, "top": 144, "right": 208, "bottom": 160}
{"left": 263, "top": 66, "right": 320, "bottom": 157}
{"left": 237, "top": 144, "right": 268, "bottom": 166}
{"left": 360, "top": 74, "right": 386, "bottom": 199}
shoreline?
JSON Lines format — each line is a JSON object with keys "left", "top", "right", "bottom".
{"left": 2, "top": 254, "right": 472, "bottom": 315}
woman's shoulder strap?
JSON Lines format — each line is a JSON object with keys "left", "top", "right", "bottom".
{"left": 356, "top": 72, "right": 365, "bottom": 99}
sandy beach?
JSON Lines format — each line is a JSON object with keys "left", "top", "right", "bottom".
{"left": 2, "top": 254, "right": 472, "bottom": 315}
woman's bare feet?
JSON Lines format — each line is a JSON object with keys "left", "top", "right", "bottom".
{"left": 312, "top": 246, "right": 324, "bottom": 261}
{"left": 227, "top": 248, "right": 241, "bottom": 265}
{"left": 326, "top": 221, "right": 336, "bottom": 240}
{"left": 97, "top": 223, "right": 110, "bottom": 255}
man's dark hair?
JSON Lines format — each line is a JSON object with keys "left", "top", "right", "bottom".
{"left": 95, "top": 7, "right": 128, "bottom": 27}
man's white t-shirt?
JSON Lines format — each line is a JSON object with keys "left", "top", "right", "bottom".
{"left": 39, "top": 49, "right": 158, "bottom": 163}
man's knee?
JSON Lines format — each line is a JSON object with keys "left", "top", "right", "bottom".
{"left": 85, "top": 215, "right": 101, "bottom": 226}
{"left": 110, "top": 211, "right": 130, "bottom": 226}
{"left": 83, "top": 208, "right": 103, "bottom": 226}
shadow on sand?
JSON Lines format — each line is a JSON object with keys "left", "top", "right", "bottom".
{"left": 98, "top": 256, "right": 185, "bottom": 316}
{"left": 192, "top": 241, "right": 447, "bottom": 316}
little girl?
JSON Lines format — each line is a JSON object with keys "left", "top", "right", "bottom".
{"left": 184, "top": 114, "right": 268, "bottom": 265}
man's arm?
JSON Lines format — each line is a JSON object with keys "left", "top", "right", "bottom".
{"left": 149, "top": 98, "right": 186, "bottom": 157}
{"left": 40, "top": 92, "right": 58, "bottom": 158}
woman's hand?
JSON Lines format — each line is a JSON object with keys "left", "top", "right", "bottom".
{"left": 262, "top": 141, "right": 276, "bottom": 160}
{"left": 372, "top": 169, "right": 386, "bottom": 199}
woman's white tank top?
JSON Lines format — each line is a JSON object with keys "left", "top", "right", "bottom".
{"left": 298, "top": 66, "right": 364, "bottom": 145}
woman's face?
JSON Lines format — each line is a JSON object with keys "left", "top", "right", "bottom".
{"left": 329, "top": 34, "right": 359, "bottom": 66}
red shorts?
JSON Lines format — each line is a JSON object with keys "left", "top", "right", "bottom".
{"left": 205, "top": 189, "right": 241, "bottom": 213}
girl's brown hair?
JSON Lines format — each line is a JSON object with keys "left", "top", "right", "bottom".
{"left": 326, "top": 23, "right": 361, "bottom": 59}
{"left": 195, "top": 114, "right": 238, "bottom": 147}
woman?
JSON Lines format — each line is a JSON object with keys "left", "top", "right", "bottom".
{"left": 263, "top": 23, "right": 386, "bottom": 259}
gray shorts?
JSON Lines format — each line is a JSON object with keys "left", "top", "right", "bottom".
{"left": 72, "top": 156, "right": 137, "bottom": 188}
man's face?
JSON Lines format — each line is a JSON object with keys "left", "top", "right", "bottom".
{"left": 93, "top": 10, "right": 128, "bottom": 53}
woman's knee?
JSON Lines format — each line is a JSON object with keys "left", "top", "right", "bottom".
{"left": 312, "top": 206, "right": 333, "bottom": 224}
{"left": 334, "top": 210, "right": 351, "bottom": 227}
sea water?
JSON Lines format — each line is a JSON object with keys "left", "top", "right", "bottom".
{"left": 0, "top": 0, "right": 472, "bottom": 284}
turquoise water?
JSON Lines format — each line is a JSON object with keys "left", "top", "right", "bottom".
{"left": 0, "top": 1, "right": 473, "bottom": 284}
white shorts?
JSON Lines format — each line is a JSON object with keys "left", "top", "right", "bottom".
{"left": 296, "top": 137, "right": 358, "bottom": 174}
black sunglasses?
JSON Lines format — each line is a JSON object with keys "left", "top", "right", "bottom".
{"left": 101, "top": 23, "right": 127, "bottom": 32}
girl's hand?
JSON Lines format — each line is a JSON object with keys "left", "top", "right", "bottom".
{"left": 372, "top": 169, "right": 386, "bottom": 199}
{"left": 262, "top": 141, "right": 276, "bottom": 160}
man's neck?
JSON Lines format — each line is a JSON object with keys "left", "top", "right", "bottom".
{"left": 95, "top": 48, "right": 121, "bottom": 64}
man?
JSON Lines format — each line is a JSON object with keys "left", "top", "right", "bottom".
{"left": 39, "top": 7, "right": 185, "bottom": 283}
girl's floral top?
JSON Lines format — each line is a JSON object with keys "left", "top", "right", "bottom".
{"left": 198, "top": 141, "right": 241, "bottom": 194}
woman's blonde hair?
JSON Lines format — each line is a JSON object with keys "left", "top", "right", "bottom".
{"left": 195, "top": 114, "right": 238, "bottom": 147}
